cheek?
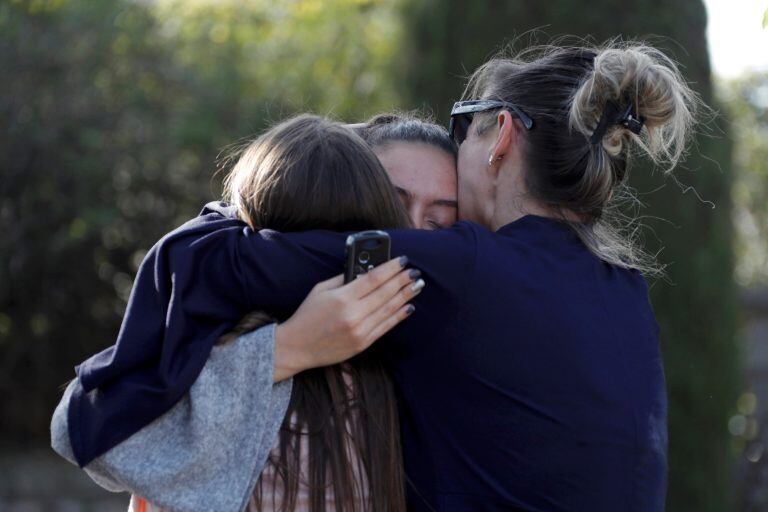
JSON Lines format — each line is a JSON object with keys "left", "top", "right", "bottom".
{"left": 457, "top": 145, "right": 482, "bottom": 192}
{"left": 438, "top": 208, "right": 458, "bottom": 227}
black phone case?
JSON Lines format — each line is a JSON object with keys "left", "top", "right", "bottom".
{"left": 344, "top": 231, "right": 391, "bottom": 283}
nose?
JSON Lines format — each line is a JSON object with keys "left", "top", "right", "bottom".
{"left": 408, "top": 203, "right": 424, "bottom": 230}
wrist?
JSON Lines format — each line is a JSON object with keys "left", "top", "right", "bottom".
{"left": 273, "top": 320, "right": 308, "bottom": 382}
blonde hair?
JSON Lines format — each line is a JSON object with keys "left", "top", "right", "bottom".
{"left": 570, "top": 44, "right": 696, "bottom": 171}
{"left": 466, "top": 40, "right": 701, "bottom": 275}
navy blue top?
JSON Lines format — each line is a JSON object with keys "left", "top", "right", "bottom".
{"left": 70, "top": 202, "right": 667, "bottom": 511}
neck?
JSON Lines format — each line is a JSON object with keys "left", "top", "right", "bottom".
{"left": 488, "top": 196, "right": 553, "bottom": 231}
{"left": 486, "top": 162, "right": 555, "bottom": 231}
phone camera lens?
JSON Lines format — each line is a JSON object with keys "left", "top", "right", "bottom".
{"left": 358, "top": 251, "right": 370, "bottom": 264}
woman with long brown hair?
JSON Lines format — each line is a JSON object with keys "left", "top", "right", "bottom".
{"left": 52, "top": 114, "right": 443, "bottom": 511}
{"left": 224, "top": 114, "right": 413, "bottom": 512}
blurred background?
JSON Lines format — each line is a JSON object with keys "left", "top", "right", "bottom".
{"left": 1, "top": 0, "right": 766, "bottom": 510}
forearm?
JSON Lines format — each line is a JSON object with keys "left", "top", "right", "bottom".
{"left": 52, "top": 324, "right": 291, "bottom": 512}
{"left": 237, "top": 224, "right": 475, "bottom": 316}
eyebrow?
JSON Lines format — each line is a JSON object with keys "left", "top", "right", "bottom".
{"left": 395, "top": 186, "right": 457, "bottom": 209}
{"left": 395, "top": 186, "right": 412, "bottom": 198}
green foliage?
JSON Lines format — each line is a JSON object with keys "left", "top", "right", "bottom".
{"left": 720, "top": 73, "right": 768, "bottom": 287}
{"left": 1, "top": 0, "right": 194, "bottom": 445}
{"left": 148, "top": 0, "right": 402, "bottom": 138}
{"left": 0, "top": 0, "right": 400, "bottom": 445}
{"left": 398, "top": 1, "right": 738, "bottom": 510}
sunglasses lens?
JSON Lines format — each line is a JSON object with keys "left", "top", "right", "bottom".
{"left": 450, "top": 113, "right": 473, "bottom": 144}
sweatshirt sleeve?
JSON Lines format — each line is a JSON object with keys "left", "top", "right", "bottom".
{"left": 51, "top": 324, "right": 292, "bottom": 512}
{"left": 233, "top": 224, "right": 479, "bottom": 324}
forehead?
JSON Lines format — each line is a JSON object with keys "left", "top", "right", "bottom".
{"left": 374, "top": 142, "right": 457, "bottom": 198}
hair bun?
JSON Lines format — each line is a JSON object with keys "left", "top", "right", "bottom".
{"left": 570, "top": 44, "right": 697, "bottom": 170}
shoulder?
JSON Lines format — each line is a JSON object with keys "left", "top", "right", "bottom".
{"left": 165, "top": 202, "right": 246, "bottom": 247}
{"left": 142, "top": 203, "right": 251, "bottom": 268}
{"left": 130, "top": 203, "right": 246, "bottom": 269}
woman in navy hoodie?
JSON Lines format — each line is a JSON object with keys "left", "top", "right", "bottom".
{"left": 64, "top": 42, "right": 699, "bottom": 511}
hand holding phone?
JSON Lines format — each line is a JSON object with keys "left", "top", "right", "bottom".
{"left": 274, "top": 253, "right": 424, "bottom": 381}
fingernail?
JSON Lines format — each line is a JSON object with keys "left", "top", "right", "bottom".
{"left": 399, "top": 255, "right": 409, "bottom": 267}
{"left": 411, "top": 278, "right": 425, "bottom": 292}
{"left": 406, "top": 304, "right": 415, "bottom": 315}
{"left": 409, "top": 269, "right": 421, "bottom": 280}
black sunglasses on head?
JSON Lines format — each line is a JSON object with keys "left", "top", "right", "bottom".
{"left": 448, "top": 100, "right": 534, "bottom": 145}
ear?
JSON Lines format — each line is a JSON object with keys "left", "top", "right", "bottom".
{"left": 488, "top": 110, "right": 521, "bottom": 167}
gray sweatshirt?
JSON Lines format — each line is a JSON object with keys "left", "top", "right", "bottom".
{"left": 50, "top": 324, "right": 293, "bottom": 512}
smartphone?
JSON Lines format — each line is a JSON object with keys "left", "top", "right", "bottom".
{"left": 344, "top": 231, "right": 391, "bottom": 283}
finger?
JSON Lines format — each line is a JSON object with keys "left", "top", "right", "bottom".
{"left": 364, "top": 303, "right": 416, "bottom": 347}
{"left": 356, "top": 267, "right": 420, "bottom": 317}
{"left": 312, "top": 274, "right": 345, "bottom": 292}
{"left": 359, "top": 276, "right": 424, "bottom": 337}
{"left": 344, "top": 256, "right": 409, "bottom": 298}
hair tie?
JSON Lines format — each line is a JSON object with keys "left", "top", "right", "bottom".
{"left": 590, "top": 100, "right": 645, "bottom": 144}
{"left": 581, "top": 50, "right": 598, "bottom": 65}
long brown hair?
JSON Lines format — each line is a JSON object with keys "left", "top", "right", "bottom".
{"left": 222, "top": 114, "right": 410, "bottom": 511}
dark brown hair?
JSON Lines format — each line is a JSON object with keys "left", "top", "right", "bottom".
{"left": 465, "top": 41, "right": 699, "bottom": 275}
{"left": 353, "top": 112, "right": 458, "bottom": 160}
{"left": 223, "top": 114, "right": 410, "bottom": 511}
